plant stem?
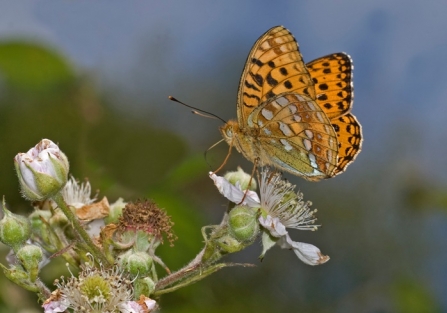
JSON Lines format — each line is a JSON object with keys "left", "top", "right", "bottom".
{"left": 154, "top": 262, "right": 254, "bottom": 297}
{"left": 154, "top": 249, "right": 205, "bottom": 291}
{"left": 52, "top": 192, "right": 110, "bottom": 265}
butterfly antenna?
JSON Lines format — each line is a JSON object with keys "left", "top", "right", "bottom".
{"left": 168, "top": 96, "right": 227, "bottom": 124}
{"left": 192, "top": 110, "right": 217, "bottom": 119}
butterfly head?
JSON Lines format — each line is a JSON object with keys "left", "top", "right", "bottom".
{"left": 220, "top": 120, "right": 240, "bottom": 146}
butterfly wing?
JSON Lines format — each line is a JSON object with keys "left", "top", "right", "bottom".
{"left": 237, "top": 26, "right": 316, "bottom": 126}
{"left": 306, "top": 53, "right": 362, "bottom": 173}
{"left": 306, "top": 53, "right": 353, "bottom": 119}
{"left": 249, "top": 93, "right": 338, "bottom": 181}
{"left": 230, "top": 26, "right": 362, "bottom": 180}
{"left": 331, "top": 113, "right": 362, "bottom": 175}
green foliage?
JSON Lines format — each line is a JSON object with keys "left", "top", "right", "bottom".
{"left": 0, "top": 41, "right": 73, "bottom": 91}
{"left": 392, "top": 277, "right": 441, "bottom": 313}
{"left": 0, "top": 41, "right": 204, "bottom": 311}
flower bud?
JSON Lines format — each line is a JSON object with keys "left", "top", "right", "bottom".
{"left": 228, "top": 205, "right": 259, "bottom": 243}
{"left": 216, "top": 233, "right": 246, "bottom": 254}
{"left": 134, "top": 277, "right": 156, "bottom": 299}
{"left": 16, "top": 244, "right": 43, "bottom": 282}
{"left": 0, "top": 200, "right": 31, "bottom": 251}
{"left": 224, "top": 167, "right": 257, "bottom": 191}
{"left": 14, "top": 139, "right": 69, "bottom": 201}
{"left": 119, "top": 250, "right": 153, "bottom": 277}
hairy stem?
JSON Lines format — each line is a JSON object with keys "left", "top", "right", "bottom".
{"left": 51, "top": 193, "right": 110, "bottom": 265}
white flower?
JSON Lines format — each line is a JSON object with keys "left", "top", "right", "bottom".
{"left": 14, "top": 139, "right": 69, "bottom": 201}
{"left": 44, "top": 259, "right": 136, "bottom": 313}
{"left": 59, "top": 176, "right": 108, "bottom": 237}
{"left": 209, "top": 169, "right": 329, "bottom": 265}
{"left": 210, "top": 172, "right": 260, "bottom": 207}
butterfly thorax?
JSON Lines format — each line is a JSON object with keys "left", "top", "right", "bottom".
{"left": 220, "top": 120, "right": 260, "bottom": 163}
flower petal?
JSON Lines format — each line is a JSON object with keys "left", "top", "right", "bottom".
{"left": 258, "top": 215, "right": 287, "bottom": 237}
{"left": 42, "top": 299, "right": 69, "bottom": 313}
{"left": 144, "top": 298, "right": 157, "bottom": 310}
{"left": 210, "top": 172, "right": 260, "bottom": 207}
{"left": 278, "top": 234, "right": 330, "bottom": 266}
{"left": 119, "top": 301, "right": 144, "bottom": 313}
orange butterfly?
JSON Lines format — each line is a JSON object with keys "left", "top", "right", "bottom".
{"left": 220, "top": 26, "right": 362, "bottom": 181}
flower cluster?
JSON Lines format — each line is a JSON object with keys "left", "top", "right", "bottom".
{"left": 0, "top": 139, "right": 331, "bottom": 313}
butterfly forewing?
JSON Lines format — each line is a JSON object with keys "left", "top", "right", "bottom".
{"left": 331, "top": 113, "right": 362, "bottom": 175}
{"left": 250, "top": 93, "right": 338, "bottom": 180}
{"left": 237, "top": 26, "right": 316, "bottom": 126}
{"left": 306, "top": 53, "right": 353, "bottom": 119}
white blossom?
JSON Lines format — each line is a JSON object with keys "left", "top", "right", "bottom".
{"left": 210, "top": 168, "right": 329, "bottom": 265}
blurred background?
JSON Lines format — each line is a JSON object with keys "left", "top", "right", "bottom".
{"left": 0, "top": 1, "right": 446, "bottom": 312}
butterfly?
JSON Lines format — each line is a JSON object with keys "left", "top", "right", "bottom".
{"left": 220, "top": 26, "right": 362, "bottom": 181}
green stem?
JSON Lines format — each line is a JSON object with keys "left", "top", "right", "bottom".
{"left": 154, "top": 249, "right": 205, "bottom": 291}
{"left": 52, "top": 193, "right": 110, "bottom": 265}
{"left": 153, "top": 262, "right": 254, "bottom": 297}
{"left": 35, "top": 279, "right": 52, "bottom": 300}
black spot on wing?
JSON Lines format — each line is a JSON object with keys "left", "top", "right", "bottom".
{"left": 317, "top": 94, "right": 328, "bottom": 101}
{"left": 245, "top": 80, "right": 261, "bottom": 92}
{"left": 243, "top": 92, "right": 261, "bottom": 103}
{"left": 250, "top": 72, "right": 263, "bottom": 87}
{"left": 265, "top": 91, "right": 276, "bottom": 100}
{"left": 252, "top": 58, "right": 264, "bottom": 67}
{"left": 319, "top": 83, "right": 329, "bottom": 90}
{"left": 284, "top": 80, "right": 292, "bottom": 89}
{"left": 266, "top": 73, "right": 279, "bottom": 87}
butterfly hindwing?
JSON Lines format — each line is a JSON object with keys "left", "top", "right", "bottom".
{"left": 330, "top": 113, "right": 362, "bottom": 175}
{"left": 306, "top": 53, "right": 353, "bottom": 119}
{"left": 249, "top": 93, "right": 338, "bottom": 180}
{"left": 237, "top": 26, "right": 316, "bottom": 126}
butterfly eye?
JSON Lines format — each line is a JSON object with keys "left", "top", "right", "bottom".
{"left": 226, "top": 128, "right": 233, "bottom": 138}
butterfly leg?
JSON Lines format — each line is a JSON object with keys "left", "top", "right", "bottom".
{"left": 212, "top": 137, "right": 234, "bottom": 174}
{"left": 238, "top": 158, "right": 259, "bottom": 205}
